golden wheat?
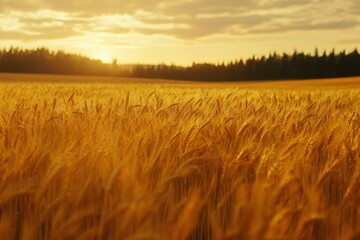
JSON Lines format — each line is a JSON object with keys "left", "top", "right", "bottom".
{"left": 0, "top": 81, "right": 359, "bottom": 240}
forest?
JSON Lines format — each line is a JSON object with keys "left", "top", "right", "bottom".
{"left": 0, "top": 47, "right": 117, "bottom": 76}
{"left": 1, "top": 47, "right": 360, "bottom": 81}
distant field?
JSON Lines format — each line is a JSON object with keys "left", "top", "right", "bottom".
{"left": 1, "top": 72, "right": 360, "bottom": 89}
{"left": 0, "top": 74, "right": 360, "bottom": 240}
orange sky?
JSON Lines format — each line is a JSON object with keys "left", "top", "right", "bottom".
{"left": 1, "top": 0, "right": 360, "bottom": 65}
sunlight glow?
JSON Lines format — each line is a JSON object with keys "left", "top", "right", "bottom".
{"left": 90, "top": 49, "right": 113, "bottom": 63}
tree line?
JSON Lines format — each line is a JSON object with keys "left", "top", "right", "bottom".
{"left": 0, "top": 47, "right": 119, "bottom": 76}
{"left": 133, "top": 49, "right": 360, "bottom": 81}
{"left": 1, "top": 47, "right": 360, "bottom": 81}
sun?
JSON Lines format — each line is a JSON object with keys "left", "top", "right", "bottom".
{"left": 90, "top": 49, "right": 113, "bottom": 63}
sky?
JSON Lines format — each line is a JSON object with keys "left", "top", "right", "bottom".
{"left": 1, "top": 0, "right": 360, "bottom": 65}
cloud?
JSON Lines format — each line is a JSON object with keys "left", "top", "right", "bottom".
{"left": 0, "top": 0, "right": 359, "bottom": 41}
{"left": 0, "top": 10, "right": 82, "bottom": 41}
{"left": 0, "top": 0, "right": 168, "bottom": 15}
{"left": 247, "top": 19, "right": 359, "bottom": 34}
{"left": 260, "top": 0, "right": 313, "bottom": 8}
{"left": 350, "top": 1, "right": 360, "bottom": 14}
{"left": 154, "top": 14, "right": 273, "bottom": 39}
{"left": 337, "top": 38, "right": 360, "bottom": 45}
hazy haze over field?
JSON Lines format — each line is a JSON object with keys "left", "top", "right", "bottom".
{"left": 1, "top": 0, "right": 360, "bottom": 64}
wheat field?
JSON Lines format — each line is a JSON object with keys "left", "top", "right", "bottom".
{"left": 0, "top": 79, "right": 360, "bottom": 240}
